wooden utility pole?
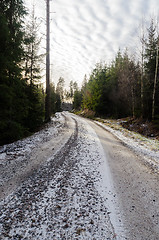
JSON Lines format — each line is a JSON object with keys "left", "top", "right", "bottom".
{"left": 45, "top": 0, "right": 51, "bottom": 122}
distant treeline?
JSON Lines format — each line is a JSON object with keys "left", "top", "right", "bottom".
{"left": 0, "top": 0, "right": 61, "bottom": 145}
{"left": 73, "top": 19, "right": 159, "bottom": 125}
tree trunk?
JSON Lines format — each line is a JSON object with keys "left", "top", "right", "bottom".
{"left": 141, "top": 51, "right": 144, "bottom": 117}
{"left": 152, "top": 42, "right": 159, "bottom": 120}
{"left": 140, "top": 20, "right": 145, "bottom": 118}
{"left": 131, "top": 86, "right": 135, "bottom": 118}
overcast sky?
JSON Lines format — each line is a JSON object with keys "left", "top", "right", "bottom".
{"left": 25, "top": 0, "right": 159, "bottom": 88}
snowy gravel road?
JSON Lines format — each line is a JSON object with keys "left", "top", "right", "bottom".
{"left": 0, "top": 113, "right": 75, "bottom": 200}
{"left": 87, "top": 118, "right": 159, "bottom": 240}
{"left": 0, "top": 112, "right": 159, "bottom": 239}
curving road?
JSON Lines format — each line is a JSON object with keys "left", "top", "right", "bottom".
{"left": 0, "top": 112, "right": 159, "bottom": 239}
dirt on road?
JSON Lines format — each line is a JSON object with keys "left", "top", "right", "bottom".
{"left": 0, "top": 112, "right": 159, "bottom": 239}
{"left": 88, "top": 118, "right": 159, "bottom": 239}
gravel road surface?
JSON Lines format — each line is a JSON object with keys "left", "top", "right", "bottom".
{"left": 0, "top": 112, "right": 159, "bottom": 239}
{"left": 87, "top": 118, "right": 159, "bottom": 240}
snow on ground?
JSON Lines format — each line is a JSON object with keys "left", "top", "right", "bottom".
{"left": 0, "top": 113, "right": 126, "bottom": 240}
{"left": 0, "top": 112, "right": 65, "bottom": 157}
{"left": 95, "top": 120, "right": 159, "bottom": 173}
{"left": 1, "top": 112, "right": 158, "bottom": 239}
{"left": 0, "top": 113, "right": 65, "bottom": 187}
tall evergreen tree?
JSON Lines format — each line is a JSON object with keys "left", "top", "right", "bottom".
{"left": 144, "top": 20, "right": 159, "bottom": 119}
{"left": 0, "top": 0, "right": 28, "bottom": 144}
{"left": 22, "top": 6, "right": 45, "bottom": 130}
{"left": 50, "top": 82, "right": 56, "bottom": 114}
{"left": 0, "top": 1, "right": 45, "bottom": 145}
{"left": 56, "top": 77, "right": 65, "bottom": 101}
{"left": 23, "top": 6, "right": 44, "bottom": 84}
{"left": 69, "top": 80, "right": 74, "bottom": 98}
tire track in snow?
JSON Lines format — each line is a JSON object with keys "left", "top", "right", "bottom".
{"left": 0, "top": 113, "right": 77, "bottom": 200}
{"left": 0, "top": 112, "right": 123, "bottom": 239}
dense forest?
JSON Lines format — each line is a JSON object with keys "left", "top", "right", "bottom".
{"left": 0, "top": 1, "right": 159, "bottom": 145}
{"left": 0, "top": 0, "right": 61, "bottom": 145}
{"left": 73, "top": 20, "right": 159, "bottom": 126}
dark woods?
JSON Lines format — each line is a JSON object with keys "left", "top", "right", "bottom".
{"left": 0, "top": 0, "right": 60, "bottom": 145}
{"left": 0, "top": 1, "right": 159, "bottom": 145}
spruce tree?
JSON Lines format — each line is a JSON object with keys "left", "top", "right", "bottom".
{"left": 22, "top": 6, "right": 45, "bottom": 130}
{"left": 0, "top": 0, "right": 28, "bottom": 144}
{"left": 144, "top": 20, "right": 159, "bottom": 119}
{"left": 23, "top": 6, "right": 44, "bottom": 84}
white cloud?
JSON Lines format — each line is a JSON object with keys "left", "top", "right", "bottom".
{"left": 24, "top": 0, "right": 159, "bottom": 88}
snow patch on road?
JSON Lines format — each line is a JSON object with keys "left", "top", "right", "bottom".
{"left": 0, "top": 113, "right": 66, "bottom": 188}
{"left": 0, "top": 112, "right": 65, "bottom": 155}
{"left": 0, "top": 113, "right": 127, "bottom": 239}
{"left": 77, "top": 117, "right": 126, "bottom": 239}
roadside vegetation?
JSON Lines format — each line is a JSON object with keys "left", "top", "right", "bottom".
{"left": 0, "top": 1, "right": 63, "bottom": 145}
{"left": 72, "top": 19, "right": 159, "bottom": 138}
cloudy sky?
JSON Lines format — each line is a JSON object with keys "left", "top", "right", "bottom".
{"left": 25, "top": 0, "right": 159, "bottom": 88}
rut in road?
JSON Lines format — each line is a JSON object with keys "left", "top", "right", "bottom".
{"left": 0, "top": 113, "right": 116, "bottom": 240}
{"left": 2, "top": 112, "right": 159, "bottom": 240}
{"left": 0, "top": 117, "right": 78, "bottom": 238}
{"left": 0, "top": 113, "right": 76, "bottom": 200}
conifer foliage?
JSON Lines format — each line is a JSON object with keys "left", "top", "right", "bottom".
{"left": 74, "top": 19, "right": 159, "bottom": 124}
{"left": 0, "top": 0, "right": 45, "bottom": 145}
